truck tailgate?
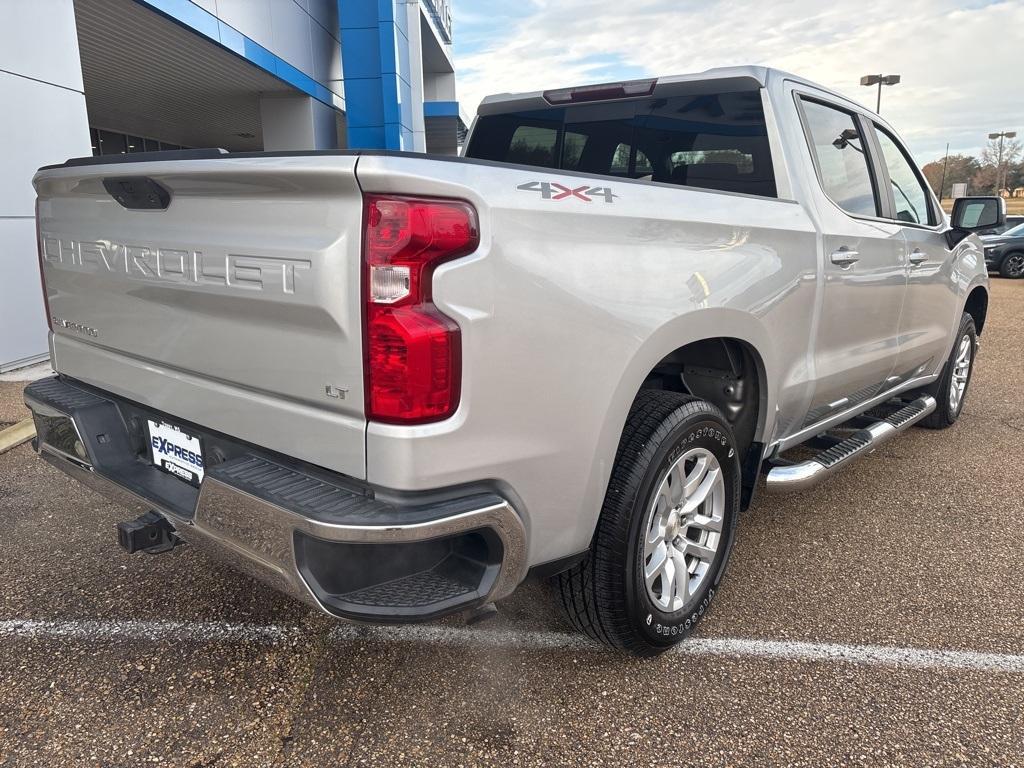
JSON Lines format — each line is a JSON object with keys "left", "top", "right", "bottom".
{"left": 33, "top": 154, "right": 367, "bottom": 478}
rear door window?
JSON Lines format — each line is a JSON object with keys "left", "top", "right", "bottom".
{"left": 562, "top": 101, "right": 643, "bottom": 177}
{"left": 507, "top": 125, "right": 559, "bottom": 167}
{"left": 799, "top": 99, "right": 879, "bottom": 217}
{"left": 466, "top": 89, "right": 777, "bottom": 197}
{"left": 467, "top": 111, "right": 564, "bottom": 169}
{"left": 633, "top": 92, "right": 776, "bottom": 196}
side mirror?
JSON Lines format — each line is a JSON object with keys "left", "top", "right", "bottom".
{"left": 948, "top": 196, "right": 1006, "bottom": 246}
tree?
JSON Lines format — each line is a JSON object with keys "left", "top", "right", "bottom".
{"left": 1005, "top": 160, "right": 1024, "bottom": 193}
{"left": 922, "top": 154, "right": 980, "bottom": 198}
{"left": 980, "top": 136, "right": 1022, "bottom": 193}
{"left": 971, "top": 164, "right": 999, "bottom": 195}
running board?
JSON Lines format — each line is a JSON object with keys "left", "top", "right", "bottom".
{"left": 765, "top": 396, "right": 936, "bottom": 493}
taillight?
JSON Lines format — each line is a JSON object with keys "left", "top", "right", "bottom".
{"left": 35, "top": 198, "right": 53, "bottom": 332}
{"left": 363, "top": 195, "right": 479, "bottom": 424}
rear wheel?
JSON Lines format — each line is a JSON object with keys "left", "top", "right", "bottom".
{"left": 999, "top": 252, "right": 1024, "bottom": 279}
{"left": 918, "top": 312, "right": 977, "bottom": 430}
{"left": 556, "top": 391, "right": 740, "bottom": 655}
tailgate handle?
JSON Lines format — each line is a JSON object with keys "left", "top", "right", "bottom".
{"left": 102, "top": 177, "right": 171, "bottom": 210}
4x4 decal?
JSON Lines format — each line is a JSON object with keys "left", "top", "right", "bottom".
{"left": 517, "top": 181, "right": 618, "bottom": 203}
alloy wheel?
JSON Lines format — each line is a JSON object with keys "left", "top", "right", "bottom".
{"left": 1005, "top": 254, "right": 1024, "bottom": 278}
{"left": 642, "top": 447, "right": 725, "bottom": 612}
{"left": 949, "top": 334, "right": 973, "bottom": 413}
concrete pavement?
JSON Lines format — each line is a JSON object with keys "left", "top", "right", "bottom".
{"left": 1, "top": 279, "right": 1022, "bottom": 767}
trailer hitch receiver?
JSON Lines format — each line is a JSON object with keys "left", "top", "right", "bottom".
{"left": 117, "top": 511, "right": 182, "bottom": 554}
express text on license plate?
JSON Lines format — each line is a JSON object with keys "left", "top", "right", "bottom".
{"left": 148, "top": 420, "right": 205, "bottom": 485}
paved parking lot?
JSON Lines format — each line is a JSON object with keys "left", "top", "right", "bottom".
{"left": 1, "top": 279, "right": 1023, "bottom": 767}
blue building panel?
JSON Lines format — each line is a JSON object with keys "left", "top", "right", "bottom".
{"left": 423, "top": 100, "right": 460, "bottom": 118}
{"left": 343, "top": 78, "right": 387, "bottom": 128}
{"left": 337, "top": 26, "right": 383, "bottom": 79}
{"left": 135, "top": 0, "right": 342, "bottom": 111}
{"left": 348, "top": 125, "right": 387, "bottom": 147}
{"left": 142, "top": 0, "right": 219, "bottom": 38}
{"left": 376, "top": 0, "right": 397, "bottom": 22}
{"left": 340, "top": 0, "right": 417, "bottom": 150}
{"left": 132, "top": 0, "right": 458, "bottom": 152}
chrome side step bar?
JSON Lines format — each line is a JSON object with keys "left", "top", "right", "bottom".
{"left": 765, "top": 395, "right": 936, "bottom": 493}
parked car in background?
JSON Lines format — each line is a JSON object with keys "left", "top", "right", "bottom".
{"left": 982, "top": 222, "right": 1024, "bottom": 278}
{"left": 978, "top": 214, "right": 1024, "bottom": 236}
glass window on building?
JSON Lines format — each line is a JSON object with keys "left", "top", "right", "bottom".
{"left": 89, "top": 127, "right": 192, "bottom": 155}
{"left": 97, "top": 130, "right": 127, "bottom": 155}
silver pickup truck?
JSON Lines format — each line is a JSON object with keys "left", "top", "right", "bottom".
{"left": 26, "top": 66, "right": 999, "bottom": 655}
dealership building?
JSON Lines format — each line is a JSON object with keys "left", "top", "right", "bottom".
{"left": 0, "top": 0, "right": 465, "bottom": 371}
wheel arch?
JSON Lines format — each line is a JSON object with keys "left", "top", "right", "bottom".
{"left": 582, "top": 310, "right": 776, "bottom": 529}
{"left": 964, "top": 284, "right": 989, "bottom": 335}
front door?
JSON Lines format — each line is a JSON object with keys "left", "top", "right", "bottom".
{"left": 868, "top": 122, "right": 960, "bottom": 385}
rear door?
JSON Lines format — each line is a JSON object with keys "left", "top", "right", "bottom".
{"left": 795, "top": 94, "right": 907, "bottom": 425}
{"left": 867, "top": 123, "right": 959, "bottom": 383}
{"left": 34, "top": 154, "right": 368, "bottom": 478}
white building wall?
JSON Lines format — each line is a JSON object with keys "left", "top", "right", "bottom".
{"left": 0, "top": 0, "right": 91, "bottom": 371}
{"left": 200, "top": 0, "right": 343, "bottom": 99}
{"left": 259, "top": 93, "right": 338, "bottom": 150}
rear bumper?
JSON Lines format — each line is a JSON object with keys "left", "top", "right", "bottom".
{"left": 25, "top": 376, "right": 528, "bottom": 623}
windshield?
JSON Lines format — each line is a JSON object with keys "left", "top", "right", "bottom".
{"left": 1001, "top": 222, "right": 1024, "bottom": 237}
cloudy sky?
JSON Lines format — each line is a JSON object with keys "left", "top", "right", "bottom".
{"left": 450, "top": 0, "right": 1022, "bottom": 165}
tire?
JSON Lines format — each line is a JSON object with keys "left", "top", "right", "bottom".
{"left": 555, "top": 391, "right": 740, "bottom": 656}
{"left": 999, "top": 251, "right": 1024, "bottom": 279}
{"left": 918, "top": 312, "right": 977, "bottom": 430}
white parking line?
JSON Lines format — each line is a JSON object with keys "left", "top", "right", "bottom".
{"left": 0, "top": 618, "right": 292, "bottom": 644}
{"left": 678, "top": 637, "right": 1024, "bottom": 674}
{"left": 4, "top": 617, "right": 1024, "bottom": 674}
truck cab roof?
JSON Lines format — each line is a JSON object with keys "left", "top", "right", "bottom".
{"left": 477, "top": 65, "right": 870, "bottom": 119}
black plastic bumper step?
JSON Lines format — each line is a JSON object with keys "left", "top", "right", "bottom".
{"left": 209, "top": 454, "right": 505, "bottom": 527}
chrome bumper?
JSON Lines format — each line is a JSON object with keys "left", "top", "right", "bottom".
{"left": 26, "top": 377, "right": 528, "bottom": 622}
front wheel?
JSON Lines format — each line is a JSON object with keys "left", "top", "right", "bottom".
{"left": 918, "top": 312, "right": 977, "bottom": 430}
{"left": 555, "top": 391, "right": 740, "bottom": 655}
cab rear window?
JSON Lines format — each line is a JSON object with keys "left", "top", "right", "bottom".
{"left": 466, "top": 90, "right": 777, "bottom": 198}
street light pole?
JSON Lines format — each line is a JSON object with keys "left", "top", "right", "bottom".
{"left": 938, "top": 142, "right": 950, "bottom": 200}
{"left": 988, "top": 130, "right": 1018, "bottom": 195}
{"left": 860, "top": 74, "right": 901, "bottom": 114}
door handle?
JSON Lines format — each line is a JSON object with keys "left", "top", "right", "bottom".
{"left": 830, "top": 248, "right": 860, "bottom": 268}
{"left": 908, "top": 249, "right": 928, "bottom": 266}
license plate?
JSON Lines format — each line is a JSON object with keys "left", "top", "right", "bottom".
{"left": 148, "top": 420, "right": 204, "bottom": 485}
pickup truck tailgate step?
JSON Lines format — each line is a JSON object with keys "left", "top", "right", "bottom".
{"left": 765, "top": 395, "right": 936, "bottom": 493}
